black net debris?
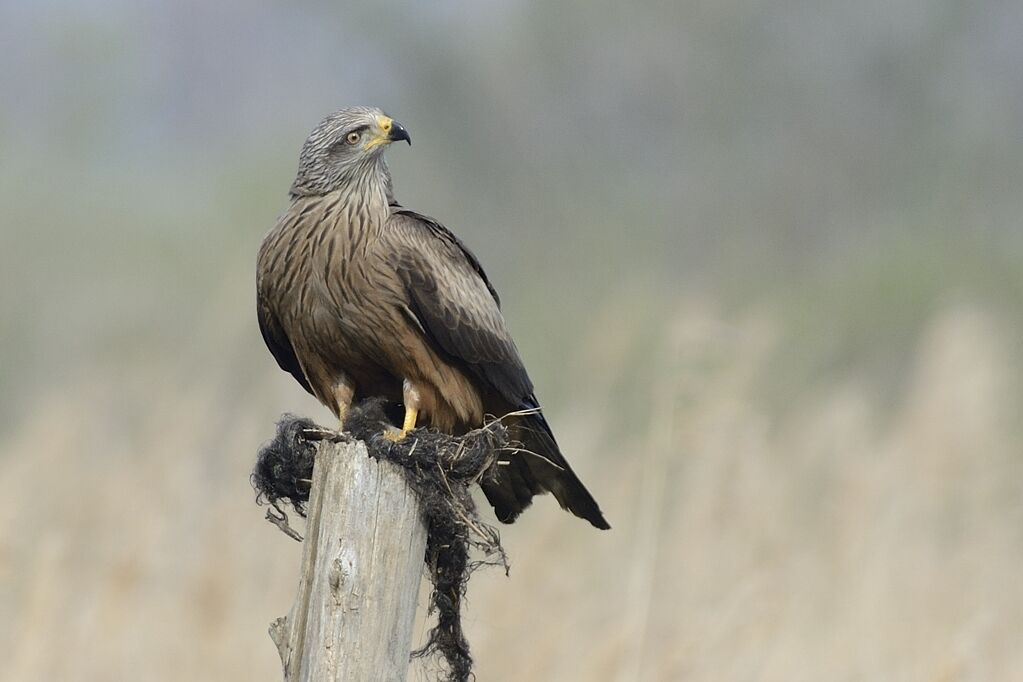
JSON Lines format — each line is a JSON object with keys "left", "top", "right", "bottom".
{"left": 251, "top": 414, "right": 319, "bottom": 518}
{"left": 253, "top": 399, "right": 510, "bottom": 682}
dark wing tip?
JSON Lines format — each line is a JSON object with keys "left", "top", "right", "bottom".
{"left": 484, "top": 474, "right": 610, "bottom": 529}
{"left": 482, "top": 411, "right": 611, "bottom": 530}
{"left": 561, "top": 482, "right": 611, "bottom": 529}
{"left": 576, "top": 498, "right": 611, "bottom": 529}
{"left": 521, "top": 411, "right": 611, "bottom": 530}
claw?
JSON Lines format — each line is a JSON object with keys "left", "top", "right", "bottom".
{"left": 383, "top": 427, "right": 409, "bottom": 443}
{"left": 383, "top": 396, "right": 419, "bottom": 442}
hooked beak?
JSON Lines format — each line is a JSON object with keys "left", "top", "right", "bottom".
{"left": 387, "top": 119, "right": 411, "bottom": 145}
{"left": 366, "top": 116, "right": 412, "bottom": 150}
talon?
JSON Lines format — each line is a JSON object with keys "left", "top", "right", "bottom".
{"left": 383, "top": 428, "right": 409, "bottom": 443}
{"left": 383, "top": 384, "right": 420, "bottom": 442}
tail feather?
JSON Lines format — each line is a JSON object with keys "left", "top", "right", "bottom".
{"left": 481, "top": 403, "right": 610, "bottom": 530}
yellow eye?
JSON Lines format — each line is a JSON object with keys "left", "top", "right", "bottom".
{"left": 345, "top": 131, "right": 361, "bottom": 145}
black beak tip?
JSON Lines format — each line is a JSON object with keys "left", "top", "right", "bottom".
{"left": 389, "top": 121, "right": 411, "bottom": 146}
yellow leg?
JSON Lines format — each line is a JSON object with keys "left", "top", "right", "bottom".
{"left": 334, "top": 378, "right": 355, "bottom": 432}
{"left": 384, "top": 379, "right": 421, "bottom": 442}
{"left": 401, "top": 405, "right": 419, "bottom": 433}
{"left": 384, "top": 404, "right": 418, "bottom": 442}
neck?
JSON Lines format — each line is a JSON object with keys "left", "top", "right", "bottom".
{"left": 348, "top": 157, "right": 394, "bottom": 209}
{"left": 290, "top": 154, "right": 396, "bottom": 208}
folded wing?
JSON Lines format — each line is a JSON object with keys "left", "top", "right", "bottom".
{"left": 386, "top": 208, "right": 609, "bottom": 529}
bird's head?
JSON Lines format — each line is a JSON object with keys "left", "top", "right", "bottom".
{"left": 290, "top": 106, "right": 411, "bottom": 197}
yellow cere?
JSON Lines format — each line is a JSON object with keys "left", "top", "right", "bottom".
{"left": 363, "top": 116, "right": 393, "bottom": 150}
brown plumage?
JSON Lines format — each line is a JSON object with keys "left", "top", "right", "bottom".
{"left": 256, "top": 107, "right": 609, "bottom": 529}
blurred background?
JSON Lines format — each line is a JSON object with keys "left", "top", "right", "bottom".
{"left": 2, "top": 0, "right": 1022, "bottom": 680}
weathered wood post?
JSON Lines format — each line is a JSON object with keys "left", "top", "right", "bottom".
{"left": 269, "top": 439, "right": 428, "bottom": 681}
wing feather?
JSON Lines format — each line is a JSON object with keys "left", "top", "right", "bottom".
{"left": 257, "top": 296, "right": 313, "bottom": 395}
{"left": 387, "top": 208, "right": 532, "bottom": 404}
{"left": 384, "top": 207, "right": 610, "bottom": 529}
{"left": 257, "top": 219, "right": 314, "bottom": 396}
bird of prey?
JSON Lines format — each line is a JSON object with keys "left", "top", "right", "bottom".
{"left": 256, "top": 107, "right": 608, "bottom": 529}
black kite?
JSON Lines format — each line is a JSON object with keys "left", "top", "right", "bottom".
{"left": 257, "top": 107, "right": 608, "bottom": 529}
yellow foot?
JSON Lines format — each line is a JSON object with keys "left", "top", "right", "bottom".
{"left": 383, "top": 428, "right": 410, "bottom": 442}
{"left": 383, "top": 402, "right": 419, "bottom": 442}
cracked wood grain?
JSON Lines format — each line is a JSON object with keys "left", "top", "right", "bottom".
{"left": 270, "top": 439, "right": 428, "bottom": 681}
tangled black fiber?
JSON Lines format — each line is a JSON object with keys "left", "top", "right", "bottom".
{"left": 253, "top": 399, "right": 510, "bottom": 682}
{"left": 251, "top": 415, "right": 319, "bottom": 518}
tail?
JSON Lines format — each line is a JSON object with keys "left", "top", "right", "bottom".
{"left": 481, "top": 399, "right": 610, "bottom": 530}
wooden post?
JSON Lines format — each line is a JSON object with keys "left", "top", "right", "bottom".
{"left": 269, "top": 439, "right": 428, "bottom": 681}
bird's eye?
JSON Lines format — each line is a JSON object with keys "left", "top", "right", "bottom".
{"left": 345, "top": 131, "right": 361, "bottom": 145}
